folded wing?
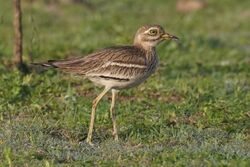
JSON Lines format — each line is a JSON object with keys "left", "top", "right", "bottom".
{"left": 38, "top": 46, "right": 148, "bottom": 80}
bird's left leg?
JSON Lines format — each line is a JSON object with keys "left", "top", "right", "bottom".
{"left": 86, "top": 87, "right": 110, "bottom": 145}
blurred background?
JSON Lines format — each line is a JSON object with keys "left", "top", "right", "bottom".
{"left": 0, "top": 0, "right": 249, "bottom": 166}
{"left": 0, "top": 0, "right": 249, "bottom": 63}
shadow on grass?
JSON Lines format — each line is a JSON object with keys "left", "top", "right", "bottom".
{"left": 1, "top": 120, "right": 249, "bottom": 165}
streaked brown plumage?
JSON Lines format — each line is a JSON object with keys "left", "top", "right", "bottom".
{"left": 34, "top": 24, "right": 179, "bottom": 145}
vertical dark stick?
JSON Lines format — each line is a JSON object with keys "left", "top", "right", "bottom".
{"left": 13, "top": 0, "right": 23, "bottom": 66}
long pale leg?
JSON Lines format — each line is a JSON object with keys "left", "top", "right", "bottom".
{"left": 110, "top": 89, "right": 119, "bottom": 141}
{"left": 86, "top": 87, "right": 110, "bottom": 145}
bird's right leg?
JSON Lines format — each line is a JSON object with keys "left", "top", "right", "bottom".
{"left": 110, "top": 89, "right": 119, "bottom": 141}
{"left": 86, "top": 87, "right": 110, "bottom": 145}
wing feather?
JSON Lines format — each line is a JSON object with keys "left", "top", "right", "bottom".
{"left": 46, "top": 46, "right": 147, "bottom": 79}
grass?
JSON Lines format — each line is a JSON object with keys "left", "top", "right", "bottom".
{"left": 0, "top": 0, "right": 250, "bottom": 166}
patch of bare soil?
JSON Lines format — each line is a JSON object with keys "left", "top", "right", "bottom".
{"left": 176, "top": 0, "right": 207, "bottom": 13}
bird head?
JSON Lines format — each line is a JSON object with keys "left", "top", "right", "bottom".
{"left": 133, "top": 25, "right": 179, "bottom": 50}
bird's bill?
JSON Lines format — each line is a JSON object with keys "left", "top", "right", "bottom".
{"left": 162, "top": 33, "right": 179, "bottom": 41}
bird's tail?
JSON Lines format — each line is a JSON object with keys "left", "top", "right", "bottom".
{"left": 31, "top": 60, "right": 58, "bottom": 68}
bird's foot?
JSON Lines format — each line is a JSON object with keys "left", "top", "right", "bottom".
{"left": 113, "top": 132, "right": 119, "bottom": 142}
{"left": 86, "top": 139, "right": 94, "bottom": 146}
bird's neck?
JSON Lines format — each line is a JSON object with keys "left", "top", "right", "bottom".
{"left": 133, "top": 44, "right": 157, "bottom": 65}
{"left": 134, "top": 42, "right": 156, "bottom": 55}
{"left": 133, "top": 43, "right": 155, "bottom": 53}
{"left": 133, "top": 37, "right": 157, "bottom": 51}
{"left": 145, "top": 47, "right": 157, "bottom": 64}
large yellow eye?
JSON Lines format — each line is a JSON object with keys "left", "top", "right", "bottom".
{"left": 148, "top": 29, "right": 158, "bottom": 36}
